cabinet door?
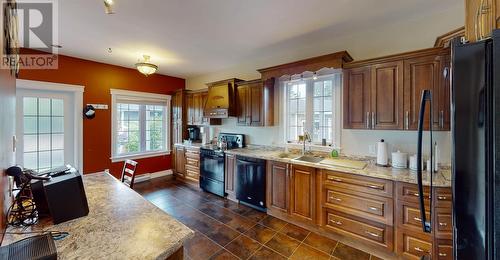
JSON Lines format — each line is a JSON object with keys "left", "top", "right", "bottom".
{"left": 249, "top": 84, "right": 263, "bottom": 126}
{"left": 186, "top": 93, "right": 194, "bottom": 125}
{"left": 225, "top": 154, "right": 236, "bottom": 200}
{"left": 266, "top": 161, "right": 289, "bottom": 213}
{"left": 465, "top": 0, "right": 496, "bottom": 42}
{"left": 201, "top": 92, "right": 208, "bottom": 125}
{"left": 343, "top": 66, "right": 371, "bottom": 129}
{"left": 371, "top": 61, "right": 404, "bottom": 130}
{"left": 403, "top": 56, "right": 440, "bottom": 130}
{"left": 236, "top": 86, "right": 249, "bottom": 125}
{"left": 175, "top": 146, "right": 185, "bottom": 176}
{"left": 289, "top": 165, "right": 316, "bottom": 222}
{"left": 439, "top": 54, "right": 451, "bottom": 131}
{"left": 193, "top": 93, "right": 202, "bottom": 125}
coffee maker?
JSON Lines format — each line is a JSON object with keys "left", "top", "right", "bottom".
{"left": 187, "top": 127, "right": 200, "bottom": 141}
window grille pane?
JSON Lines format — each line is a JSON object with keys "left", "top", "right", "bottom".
{"left": 22, "top": 97, "right": 65, "bottom": 172}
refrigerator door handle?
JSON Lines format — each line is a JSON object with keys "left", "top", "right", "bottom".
{"left": 417, "top": 90, "right": 433, "bottom": 234}
{"left": 478, "top": 86, "right": 486, "bottom": 127}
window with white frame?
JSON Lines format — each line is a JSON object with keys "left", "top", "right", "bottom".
{"left": 111, "top": 89, "right": 171, "bottom": 162}
{"left": 283, "top": 71, "right": 342, "bottom": 148}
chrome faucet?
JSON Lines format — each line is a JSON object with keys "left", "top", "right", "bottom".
{"left": 302, "top": 130, "right": 312, "bottom": 155}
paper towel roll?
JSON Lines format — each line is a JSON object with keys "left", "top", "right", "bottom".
{"left": 376, "top": 140, "right": 388, "bottom": 166}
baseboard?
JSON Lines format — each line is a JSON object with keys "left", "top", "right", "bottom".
{"left": 134, "top": 169, "right": 173, "bottom": 183}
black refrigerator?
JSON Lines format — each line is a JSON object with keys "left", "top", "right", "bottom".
{"left": 450, "top": 30, "right": 500, "bottom": 259}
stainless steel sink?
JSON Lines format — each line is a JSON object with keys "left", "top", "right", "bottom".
{"left": 292, "top": 155, "right": 324, "bottom": 163}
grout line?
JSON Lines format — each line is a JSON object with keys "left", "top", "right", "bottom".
{"left": 330, "top": 241, "right": 339, "bottom": 257}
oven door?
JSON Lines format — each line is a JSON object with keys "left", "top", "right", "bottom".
{"left": 200, "top": 153, "right": 224, "bottom": 182}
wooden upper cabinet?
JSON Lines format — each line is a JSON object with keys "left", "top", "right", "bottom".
{"left": 403, "top": 55, "right": 441, "bottom": 130}
{"left": 236, "top": 79, "right": 274, "bottom": 127}
{"left": 266, "top": 161, "right": 289, "bottom": 214}
{"left": 236, "top": 85, "right": 249, "bottom": 125}
{"left": 185, "top": 90, "right": 221, "bottom": 126}
{"left": 192, "top": 93, "right": 202, "bottom": 125}
{"left": 343, "top": 66, "right": 371, "bottom": 129}
{"left": 371, "top": 61, "right": 404, "bottom": 130}
{"left": 465, "top": 0, "right": 499, "bottom": 42}
{"left": 289, "top": 164, "right": 316, "bottom": 223}
{"left": 186, "top": 93, "right": 194, "bottom": 125}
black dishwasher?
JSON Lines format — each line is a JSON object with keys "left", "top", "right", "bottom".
{"left": 235, "top": 156, "right": 266, "bottom": 212}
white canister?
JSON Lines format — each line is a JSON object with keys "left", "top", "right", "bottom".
{"left": 409, "top": 155, "right": 418, "bottom": 171}
{"left": 376, "top": 139, "right": 388, "bottom": 166}
{"left": 392, "top": 151, "right": 408, "bottom": 169}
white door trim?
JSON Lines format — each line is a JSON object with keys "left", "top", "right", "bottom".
{"left": 16, "top": 79, "right": 84, "bottom": 172}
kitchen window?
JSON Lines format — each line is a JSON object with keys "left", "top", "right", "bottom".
{"left": 111, "top": 89, "right": 171, "bottom": 162}
{"left": 283, "top": 71, "right": 342, "bottom": 148}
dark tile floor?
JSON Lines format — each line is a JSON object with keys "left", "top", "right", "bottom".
{"left": 134, "top": 177, "right": 382, "bottom": 260}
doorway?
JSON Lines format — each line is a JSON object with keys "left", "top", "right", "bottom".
{"left": 16, "top": 80, "right": 83, "bottom": 172}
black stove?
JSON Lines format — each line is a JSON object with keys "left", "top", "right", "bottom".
{"left": 199, "top": 133, "right": 244, "bottom": 197}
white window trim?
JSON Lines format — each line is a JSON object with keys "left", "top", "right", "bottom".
{"left": 16, "top": 79, "right": 84, "bottom": 172}
{"left": 280, "top": 71, "right": 342, "bottom": 151}
{"left": 110, "top": 89, "right": 171, "bottom": 163}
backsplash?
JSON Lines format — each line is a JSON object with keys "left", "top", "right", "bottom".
{"left": 207, "top": 117, "right": 452, "bottom": 165}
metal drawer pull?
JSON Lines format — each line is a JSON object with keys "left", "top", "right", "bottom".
{"left": 438, "top": 196, "right": 447, "bottom": 200}
{"left": 330, "top": 220, "right": 342, "bottom": 226}
{"left": 439, "top": 253, "right": 447, "bottom": 257}
{"left": 367, "top": 184, "right": 383, "bottom": 190}
{"left": 368, "top": 207, "right": 379, "bottom": 211}
{"left": 365, "top": 231, "right": 380, "bottom": 237}
{"left": 414, "top": 247, "right": 426, "bottom": 253}
{"left": 330, "top": 197, "right": 342, "bottom": 202}
{"left": 439, "top": 222, "right": 448, "bottom": 226}
{"left": 413, "top": 192, "right": 420, "bottom": 197}
{"left": 413, "top": 217, "right": 422, "bottom": 222}
{"left": 327, "top": 176, "right": 343, "bottom": 182}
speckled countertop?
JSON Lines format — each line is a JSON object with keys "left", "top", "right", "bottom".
{"left": 225, "top": 146, "right": 452, "bottom": 187}
{"left": 2, "top": 172, "right": 194, "bottom": 259}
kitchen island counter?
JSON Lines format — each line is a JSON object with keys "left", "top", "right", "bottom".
{"left": 2, "top": 172, "right": 194, "bottom": 259}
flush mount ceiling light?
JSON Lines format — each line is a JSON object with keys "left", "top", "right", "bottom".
{"left": 103, "top": 0, "right": 115, "bottom": 14}
{"left": 135, "top": 55, "right": 158, "bottom": 76}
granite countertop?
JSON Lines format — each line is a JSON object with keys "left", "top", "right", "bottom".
{"left": 225, "top": 146, "right": 452, "bottom": 187}
{"left": 2, "top": 172, "right": 194, "bottom": 259}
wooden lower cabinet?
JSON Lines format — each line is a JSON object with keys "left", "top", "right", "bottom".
{"left": 263, "top": 162, "right": 452, "bottom": 259}
{"left": 289, "top": 164, "right": 317, "bottom": 224}
{"left": 266, "top": 161, "right": 289, "bottom": 214}
{"left": 224, "top": 154, "right": 236, "bottom": 201}
{"left": 174, "top": 146, "right": 185, "bottom": 177}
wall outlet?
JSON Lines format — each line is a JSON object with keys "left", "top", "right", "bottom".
{"left": 368, "top": 144, "right": 376, "bottom": 155}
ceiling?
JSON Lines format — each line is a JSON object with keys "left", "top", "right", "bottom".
{"left": 56, "top": 0, "right": 463, "bottom": 79}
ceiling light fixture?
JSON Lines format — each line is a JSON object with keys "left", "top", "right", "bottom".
{"left": 135, "top": 55, "right": 158, "bottom": 76}
{"left": 313, "top": 73, "right": 318, "bottom": 80}
{"left": 103, "top": 0, "right": 115, "bottom": 14}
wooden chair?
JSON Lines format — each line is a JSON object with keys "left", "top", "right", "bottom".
{"left": 120, "top": 159, "right": 138, "bottom": 189}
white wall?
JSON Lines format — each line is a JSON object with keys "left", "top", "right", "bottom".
{"left": 190, "top": 4, "right": 463, "bottom": 165}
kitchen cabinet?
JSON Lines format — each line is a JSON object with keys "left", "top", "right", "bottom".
{"left": 174, "top": 146, "right": 185, "bottom": 177}
{"left": 403, "top": 55, "right": 441, "bottom": 130}
{"left": 172, "top": 89, "right": 186, "bottom": 146}
{"left": 224, "top": 153, "right": 236, "bottom": 201}
{"left": 289, "top": 164, "right": 317, "bottom": 223}
{"left": 186, "top": 90, "right": 221, "bottom": 126}
{"left": 266, "top": 161, "right": 289, "bottom": 214}
{"left": 236, "top": 78, "right": 275, "bottom": 126}
{"left": 371, "top": 60, "right": 404, "bottom": 130}
{"left": 343, "top": 66, "right": 371, "bottom": 129}
{"left": 343, "top": 47, "right": 451, "bottom": 131}
{"left": 465, "top": 0, "right": 500, "bottom": 42}
{"left": 184, "top": 147, "right": 200, "bottom": 182}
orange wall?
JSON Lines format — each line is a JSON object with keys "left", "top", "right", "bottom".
{"left": 18, "top": 50, "right": 185, "bottom": 177}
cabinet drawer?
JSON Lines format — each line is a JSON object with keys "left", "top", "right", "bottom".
{"left": 436, "top": 240, "right": 453, "bottom": 260}
{"left": 324, "top": 188, "right": 393, "bottom": 225}
{"left": 396, "top": 182, "right": 431, "bottom": 204}
{"left": 185, "top": 151, "right": 200, "bottom": 159}
{"left": 435, "top": 208, "right": 452, "bottom": 239}
{"left": 185, "top": 165, "right": 200, "bottom": 173}
{"left": 324, "top": 210, "right": 392, "bottom": 249}
{"left": 434, "top": 187, "right": 452, "bottom": 208}
{"left": 324, "top": 170, "right": 393, "bottom": 198}
{"left": 186, "top": 157, "right": 199, "bottom": 168}
{"left": 397, "top": 201, "right": 431, "bottom": 232}
{"left": 397, "top": 230, "right": 432, "bottom": 259}
{"left": 185, "top": 167, "right": 200, "bottom": 181}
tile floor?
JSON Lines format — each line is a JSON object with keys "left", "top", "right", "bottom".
{"left": 134, "top": 177, "right": 383, "bottom": 260}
